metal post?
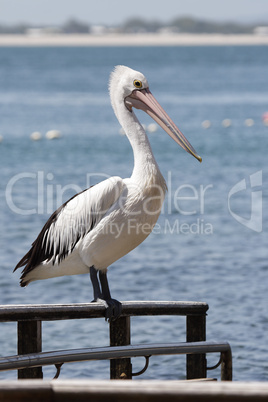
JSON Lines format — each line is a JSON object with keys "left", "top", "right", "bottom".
{"left": 109, "top": 316, "right": 132, "bottom": 379}
{"left": 17, "top": 320, "right": 43, "bottom": 379}
{"left": 186, "top": 314, "right": 206, "bottom": 379}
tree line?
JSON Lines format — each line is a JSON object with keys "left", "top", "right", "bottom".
{"left": 0, "top": 16, "right": 262, "bottom": 35}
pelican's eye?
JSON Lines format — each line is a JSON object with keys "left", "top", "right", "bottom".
{"left": 133, "top": 79, "right": 142, "bottom": 89}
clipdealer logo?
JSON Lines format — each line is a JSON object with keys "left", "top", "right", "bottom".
{"left": 5, "top": 171, "right": 214, "bottom": 236}
{"left": 5, "top": 170, "right": 263, "bottom": 234}
{"left": 228, "top": 170, "right": 262, "bottom": 233}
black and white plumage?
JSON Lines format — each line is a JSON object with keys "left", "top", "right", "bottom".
{"left": 14, "top": 65, "right": 201, "bottom": 321}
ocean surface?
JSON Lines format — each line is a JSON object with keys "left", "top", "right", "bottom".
{"left": 0, "top": 45, "right": 267, "bottom": 381}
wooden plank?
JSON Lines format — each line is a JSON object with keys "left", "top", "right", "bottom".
{"left": 221, "top": 349, "right": 233, "bottom": 381}
{"left": 186, "top": 315, "right": 206, "bottom": 379}
{"left": 110, "top": 317, "right": 132, "bottom": 379}
{"left": 0, "top": 381, "right": 52, "bottom": 402}
{"left": 0, "top": 381, "right": 267, "bottom": 402}
{"left": 51, "top": 381, "right": 268, "bottom": 402}
{"left": 17, "top": 321, "right": 43, "bottom": 379}
{"left": 0, "top": 301, "right": 209, "bottom": 322}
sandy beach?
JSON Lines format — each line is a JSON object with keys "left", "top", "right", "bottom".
{"left": 0, "top": 33, "right": 268, "bottom": 46}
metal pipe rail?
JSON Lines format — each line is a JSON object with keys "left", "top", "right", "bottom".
{"left": 0, "top": 341, "right": 232, "bottom": 381}
{"left": 0, "top": 301, "right": 221, "bottom": 380}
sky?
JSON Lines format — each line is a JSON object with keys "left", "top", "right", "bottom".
{"left": 0, "top": 0, "right": 268, "bottom": 26}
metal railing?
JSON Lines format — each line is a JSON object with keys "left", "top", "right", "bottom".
{"left": 0, "top": 301, "right": 232, "bottom": 380}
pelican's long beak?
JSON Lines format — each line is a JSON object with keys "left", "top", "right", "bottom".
{"left": 125, "top": 88, "right": 202, "bottom": 163}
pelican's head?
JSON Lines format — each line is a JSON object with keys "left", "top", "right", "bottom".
{"left": 109, "top": 65, "right": 202, "bottom": 163}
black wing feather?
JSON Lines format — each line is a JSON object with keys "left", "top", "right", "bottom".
{"left": 14, "top": 187, "right": 91, "bottom": 286}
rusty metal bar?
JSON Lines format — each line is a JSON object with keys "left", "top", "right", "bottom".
{"left": 17, "top": 320, "right": 43, "bottom": 379}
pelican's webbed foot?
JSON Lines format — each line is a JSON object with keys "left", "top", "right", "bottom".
{"left": 93, "top": 297, "right": 122, "bottom": 322}
{"left": 104, "top": 298, "right": 122, "bottom": 322}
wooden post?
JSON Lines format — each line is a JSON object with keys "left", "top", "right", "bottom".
{"left": 110, "top": 316, "right": 132, "bottom": 379}
{"left": 221, "top": 349, "right": 233, "bottom": 381}
{"left": 17, "top": 320, "right": 43, "bottom": 379}
{"left": 186, "top": 314, "right": 206, "bottom": 379}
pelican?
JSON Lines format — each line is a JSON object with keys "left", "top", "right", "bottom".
{"left": 14, "top": 66, "right": 201, "bottom": 321}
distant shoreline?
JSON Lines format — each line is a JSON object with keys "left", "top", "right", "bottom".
{"left": 0, "top": 33, "right": 268, "bottom": 47}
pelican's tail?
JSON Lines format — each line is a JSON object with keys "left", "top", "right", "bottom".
{"left": 14, "top": 248, "right": 35, "bottom": 287}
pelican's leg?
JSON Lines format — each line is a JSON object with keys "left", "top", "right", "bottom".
{"left": 90, "top": 266, "right": 102, "bottom": 301}
{"left": 99, "top": 270, "right": 122, "bottom": 322}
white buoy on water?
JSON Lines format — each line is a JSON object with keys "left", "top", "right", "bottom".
{"left": 46, "top": 130, "right": 61, "bottom": 140}
{"left": 30, "top": 131, "right": 42, "bottom": 141}
{"left": 147, "top": 123, "right": 158, "bottom": 133}
{"left": 244, "top": 119, "right": 254, "bottom": 127}
{"left": 222, "top": 119, "right": 232, "bottom": 128}
{"left": 201, "top": 120, "right": 211, "bottom": 129}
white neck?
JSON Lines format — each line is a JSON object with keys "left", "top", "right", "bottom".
{"left": 117, "top": 102, "right": 166, "bottom": 190}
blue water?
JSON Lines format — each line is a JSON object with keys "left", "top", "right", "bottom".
{"left": 0, "top": 46, "right": 267, "bottom": 381}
